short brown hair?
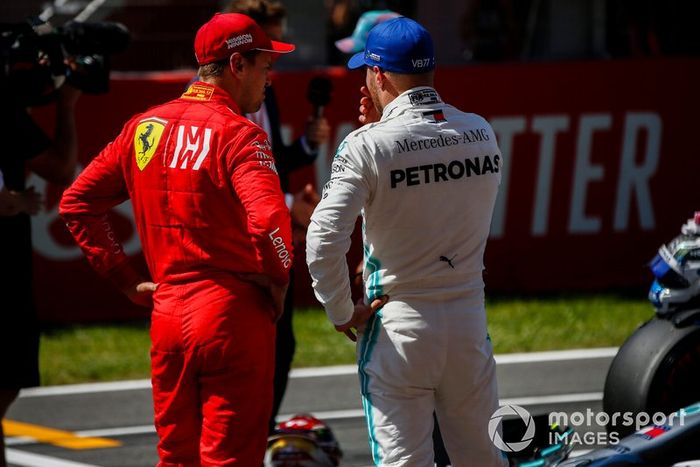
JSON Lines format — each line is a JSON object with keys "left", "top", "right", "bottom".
{"left": 198, "top": 59, "right": 227, "bottom": 79}
{"left": 224, "top": 0, "right": 287, "bottom": 25}
{"left": 197, "top": 50, "right": 262, "bottom": 79}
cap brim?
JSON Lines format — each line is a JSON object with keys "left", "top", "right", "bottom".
{"left": 347, "top": 51, "right": 366, "bottom": 69}
{"left": 257, "top": 40, "right": 295, "bottom": 54}
{"left": 335, "top": 37, "right": 356, "bottom": 53}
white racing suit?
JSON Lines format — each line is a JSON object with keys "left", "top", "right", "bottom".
{"left": 306, "top": 86, "right": 507, "bottom": 466}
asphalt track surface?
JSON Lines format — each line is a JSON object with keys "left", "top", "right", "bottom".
{"left": 5, "top": 347, "right": 618, "bottom": 467}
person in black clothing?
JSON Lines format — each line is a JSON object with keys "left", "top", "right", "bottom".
{"left": 224, "top": 0, "right": 331, "bottom": 434}
{"left": 0, "top": 169, "right": 41, "bottom": 216}
{"left": 0, "top": 82, "right": 80, "bottom": 467}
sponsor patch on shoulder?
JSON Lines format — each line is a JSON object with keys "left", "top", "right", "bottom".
{"left": 181, "top": 83, "right": 214, "bottom": 101}
{"left": 423, "top": 109, "right": 446, "bottom": 122}
{"left": 134, "top": 117, "right": 167, "bottom": 171}
{"left": 408, "top": 89, "right": 441, "bottom": 106}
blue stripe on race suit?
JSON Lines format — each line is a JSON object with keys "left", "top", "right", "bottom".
{"left": 363, "top": 245, "right": 383, "bottom": 302}
{"left": 333, "top": 140, "right": 348, "bottom": 159}
{"left": 358, "top": 310, "right": 383, "bottom": 465}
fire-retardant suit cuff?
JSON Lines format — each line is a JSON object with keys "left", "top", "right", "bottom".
{"left": 327, "top": 299, "right": 355, "bottom": 327}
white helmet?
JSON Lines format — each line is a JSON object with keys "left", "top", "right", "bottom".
{"left": 648, "top": 212, "right": 700, "bottom": 314}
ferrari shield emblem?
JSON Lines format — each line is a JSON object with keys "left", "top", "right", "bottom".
{"left": 134, "top": 118, "right": 166, "bottom": 171}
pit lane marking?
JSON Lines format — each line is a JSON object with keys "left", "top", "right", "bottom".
{"left": 2, "top": 420, "right": 121, "bottom": 449}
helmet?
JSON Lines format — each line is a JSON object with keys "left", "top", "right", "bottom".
{"left": 264, "top": 414, "right": 342, "bottom": 467}
{"left": 648, "top": 212, "right": 700, "bottom": 314}
{"left": 264, "top": 435, "right": 335, "bottom": 467}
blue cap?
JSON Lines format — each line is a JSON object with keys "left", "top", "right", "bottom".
{"left": 347, "top": 17, "right": 435, "bottom": 74}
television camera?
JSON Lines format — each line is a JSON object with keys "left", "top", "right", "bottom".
{"left": 1, "top": 16, "right": 130, "bottom": 105}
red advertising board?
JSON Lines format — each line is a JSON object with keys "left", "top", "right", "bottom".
{"left": 29, "top": 59, "right": 700, "bottom": 322}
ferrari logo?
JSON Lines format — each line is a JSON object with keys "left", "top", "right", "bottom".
{"left": 134, "top": 118, "right": 166, "bottom": 171}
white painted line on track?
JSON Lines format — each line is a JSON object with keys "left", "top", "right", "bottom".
{"left": 6, "top": 448, "right": 101, "bottom": 467}
{"left": 289, "top": 365, "right": 357, "bottom": 378}
{"left": 495, "top": 347, "right": 618, "bottom": 364}
{"left": 9, "top": 414, "right": 364, "bottom": 446}
{"left": 290, "top": 348, "right": 619, "bottom": 377}
{"left": 76, "top": 425, "right": 156, "bottom": 438}
{"left": 19, "top": 380, "right": 151, "bottom": 398}
{"left": 280, "top": 392, "right": 604, "bottom": 420}
{"left": 6, "top": 425, "right": 158, "bottom": 446}
{"left": 18, "top": 347, "right": 617, "bottom": 398}
{"left": 7, "top": 391, "right": 604, "bottom": 448}
{"left": 280, "top": 408, "right": 364, "bottom": 421}
{"left": 501, "top": 392, "right": 603, "bottom": 407}
{"left": 5, "top": 437, "right": 34, "bottom": 446}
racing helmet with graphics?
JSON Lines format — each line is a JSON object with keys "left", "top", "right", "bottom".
{"left": 264, "top": 414, "right": 342, "bottom": 467}
{"left": 648, "top": 212, "right": 700, "bottom": 314}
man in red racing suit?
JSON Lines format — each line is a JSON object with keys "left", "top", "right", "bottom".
{"left": 59, "top": 13, "right": 295, "bottom": 466}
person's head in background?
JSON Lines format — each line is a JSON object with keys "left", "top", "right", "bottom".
{"left": 334, "top": 9, "right": 400, "bottom": 54}
{"left": 224, "top": 0, "right": 287, "bottom": 41}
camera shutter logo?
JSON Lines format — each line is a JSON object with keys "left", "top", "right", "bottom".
{"left": 134, "top": 117, "right": 167, "bottom": 171}
{"left": 488, "top": 405, "right": 535, "bottom": 452}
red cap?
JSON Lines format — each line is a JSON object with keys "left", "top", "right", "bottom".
{"left": 194, "top": 13, "right": 295, "bottom": 65}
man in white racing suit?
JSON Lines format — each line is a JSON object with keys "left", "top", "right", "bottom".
{"left": 306, "top": 16, "right": 507, "bottom": 467}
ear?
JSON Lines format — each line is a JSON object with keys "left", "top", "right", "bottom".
{"left": 372, "top": 66, "right": 386, "bottom": 90}
{"left": 229, "top": 53, "right": 245, "bottom": 76}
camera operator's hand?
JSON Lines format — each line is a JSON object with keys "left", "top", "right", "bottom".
{"left": 58, "top": 82, "right": 82, "bottom": 108}
{"left": 290, "top": 184, "right": 320, "bottom": 246}
{"left": 60, "top": 59, "right": 83, "bottom": 105}
{"left": 304, "top": 116, "right": 330, "bottom": 151}
{"left": 0, "top": 186, "right": 42, "bottom": 217}
{"left": 27, "top": 80, "right": 81, "bottom": 186}
{"left": 18, "top": 186, "right": 42, "bottom": 215}
{"left": 290, "top": 184, "right": 320, "bottom": 228}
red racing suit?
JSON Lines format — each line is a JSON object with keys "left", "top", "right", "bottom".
{"left": 60, "top": 81, "right": 293, "bottom": 466}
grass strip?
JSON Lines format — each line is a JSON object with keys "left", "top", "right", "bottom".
{"left": 39, "top": 294, "right": 654, "bottom": 386}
